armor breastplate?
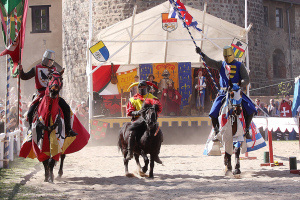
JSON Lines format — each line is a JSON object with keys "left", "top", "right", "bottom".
{"left": 159, "top": 78, "right": 170, "bottom": 91}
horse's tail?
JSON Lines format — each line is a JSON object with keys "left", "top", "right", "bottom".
{"left": 117, "top": 129, "right": 122, "bottom": 152}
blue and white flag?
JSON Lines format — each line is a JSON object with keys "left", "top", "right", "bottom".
{"left": 168, "top": 0, "right": 202, "bottom": 32}
{"left": 89, "top": 41, "right": 109, "bottom": 62}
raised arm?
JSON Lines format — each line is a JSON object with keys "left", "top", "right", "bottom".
{"left": 195, "top": 47, "right": 222, "bottom": 71}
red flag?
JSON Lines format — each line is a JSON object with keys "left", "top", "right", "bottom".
{"left": 0, "top": 0, "right": 28, "bottom": 77}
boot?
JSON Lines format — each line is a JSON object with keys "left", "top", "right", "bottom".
{"left": 126, "top": 132, "right": 133, "bottom": 160}
{"left": 244, "top": 128, "right": 252, "bottom": 139}
{"left": 67, "top": 130, "right": 78, "bottom": 137}
{"left": 211, "top": 117, "right": 220, "bottom": 141}
{"left": 244, "top": 113, "right": 255, "bottom": 140}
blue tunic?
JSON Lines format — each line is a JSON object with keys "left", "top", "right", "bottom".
{"left": 209, "top": 61, "right": 257, "bottom": 118}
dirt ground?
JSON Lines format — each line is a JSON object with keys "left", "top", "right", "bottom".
{"left": 11, "top": 141, "right": 300, "bottom": 199}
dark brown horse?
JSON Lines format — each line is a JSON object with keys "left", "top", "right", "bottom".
{"left": 118, "top": 101, "right": 163, "bottom": 178}
{"left": 223, "top": 83, "right": 243, "bottom": 175}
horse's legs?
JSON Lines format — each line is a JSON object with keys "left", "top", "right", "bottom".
{"left": 233, "top": 147, "right": 241, "bottom": 175}
{"left": 224, "top": 152, "right": 232, "bottom": 173}
{"left": 123, "top": 150, "right": 130, "bottom": 176}
{"left": 42, "top": 160, "right": 49, "bottom": 182}
{"left": 134, "top": 154, "right": 143, "bottom": 174}
{"left": 140, "top": 150, "right": 149, "bottom": 173}
{"left": 48, "top": 158, "right": 56, "bottom": 183}
{"left": 149, "top": 154, "right": 155, "bottom": 178}
{"left": 58, "top": 154, "right": 66, "bottom": 177}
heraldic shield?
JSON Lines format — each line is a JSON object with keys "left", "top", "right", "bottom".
{"left": 162, "top": 13, "right": 177, "bottom": 32}
{"left": 231, "top": 38, "right": 247, "bottom": 58}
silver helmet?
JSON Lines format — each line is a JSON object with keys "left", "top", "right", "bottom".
{"left": 42, "top": 49, "right": 55, "bottom": 67}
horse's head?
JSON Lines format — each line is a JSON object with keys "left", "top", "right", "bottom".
{"left": 142, "top": 99, "right": 162, "bottom": 130}
{"left": 47, "top": 69, "right": 64, "bottom": 99}
{"left": 142, "top": 104, "right": 158, "bottom": 129}
{"left": 228, "top": 82, "right": 242, "bottom": 116}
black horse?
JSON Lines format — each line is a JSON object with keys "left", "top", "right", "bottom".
{"left": 222, "top": 83, "right": 244, "bottom": 175}
{"left": 118, "top": 101, "right": 163, "bottom": 178}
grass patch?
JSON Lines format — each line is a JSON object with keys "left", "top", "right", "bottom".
{"left": 0, "top": 156, "right": 42, "bottom": 200}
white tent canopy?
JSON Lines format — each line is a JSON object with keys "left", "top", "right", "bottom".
{"left": 92, "top": 1, "right": 247, "bottom": 67}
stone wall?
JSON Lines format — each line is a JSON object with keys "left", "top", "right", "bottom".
{"left": 62, "top": 0, "right": 300, "bottom": 101}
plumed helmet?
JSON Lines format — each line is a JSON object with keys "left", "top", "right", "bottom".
{"left": 138, "top": 80, "right": 147, "bottom": 88}
{"left": 162, "top": 69, "right": 170, "bottom": 78}
{"left": 42, "top": 49, "right": 55, "bottom": 67}
{"left": 223, "top": 46, "right": 235, "bottom": 64}
{"left": 138, "top": 80, "right": 148, "bottom": 95}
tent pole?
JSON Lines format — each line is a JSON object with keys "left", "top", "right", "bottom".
{"left": 164, "top": 31, "right": 169, "bottom": 63}
{"left": 88, "top": 0, "right": 93, "bottom": 135}
{"left": 128, "top": 5, "right": 137, "bottom": 64}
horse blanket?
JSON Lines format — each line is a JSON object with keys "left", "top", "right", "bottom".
{"left": 19, "top": 108, "right": 90, "bottom": 161}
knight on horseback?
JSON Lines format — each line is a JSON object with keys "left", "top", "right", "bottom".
{"left": 196, "top": 46, "right": 257, "bottom": 140}
{"left": 126, "top": 80, "right": 162, "bottom": 163}
{"left": 19, "top": 49, "right": 77, "bottom": 137}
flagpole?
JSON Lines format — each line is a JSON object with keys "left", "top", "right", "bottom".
{"left": 245, "top": 0, "right": 250, "bottom": 97}
{"left": 88, "top": 0, "right": 93, "bottom": 135}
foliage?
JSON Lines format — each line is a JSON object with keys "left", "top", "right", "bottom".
{"left": 277, "top": 82, "right": 292, "bottom": 99}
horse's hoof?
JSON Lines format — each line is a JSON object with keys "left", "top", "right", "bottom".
{"left": 233, "top": 169, "right": 241, "bottom": 175}
{"left": 148, "top": 174, "right": 154, "bottom": 179}
{"left": 142, "top": 167, "right": 148, "bottom": 173}
{"left": 58, "top": 172, "right": 63, "bottom": 178}
{"left": 125, "top": 173, "right": 134, "bottom": 177}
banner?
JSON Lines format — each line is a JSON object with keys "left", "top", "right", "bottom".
{"left": 103, "top": 94, "right": 121, "bottom": 116}
{"left": 117, "top": 68, "right": 137, "bottom": 93}
{"left": 92, "top": 65, "right": 120, "bottom": 93}
{"left": 91, "top": 120, "right": 108, "bottom": 140}
{"left": 153, "top": 63, "right": 178, "bottom": 90}
{"left": 178, "top": 62, "right": 192, "bottom": 109}
{"left": 139, "top": 63, "right": 153, "bottom": 81}
{"left": 0, "top": 0, "right": 28, "bottom": 77}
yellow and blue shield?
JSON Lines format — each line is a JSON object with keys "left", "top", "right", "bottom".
{"left": 231, "top": 38, "right": 247, "bottom": 58}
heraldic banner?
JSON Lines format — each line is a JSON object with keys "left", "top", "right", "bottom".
{"left": 91, "top": 120, "right": 108, "bottom": 140}
{"left": 153, "top": 63, "right": 179, "bottom": 90}
{"left": 139, "top": 64, "right": 153, "bottom": 81}
{"left": 178, "top": 62, "right": 192, "bottom": 109}
{"left": 117, "top": 68, "right": 137, "bottom": 93}
{"left": 103, "top": 94, "right": 121, "bottom": 116}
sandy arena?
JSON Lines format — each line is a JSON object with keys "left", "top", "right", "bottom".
{"left": 16, "top": 141, "right": 300, "bottom": 199}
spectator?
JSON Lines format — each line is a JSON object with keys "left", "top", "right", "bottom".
{"left": 275, "top": 101, "right": 280, "bottom": 116}
{"left": 260, "top": 102, "right": 268, "bottom": 116}
{"left": 70, "top": 99, "right": 77, "bottom": 113}
{"left": 268, "top": 99, "right": 277, "bottom": 117}
{"left": 147, "top": 74, "right": 158, "bottom": 97}
{"left": 255, "top": 98, "right": 262, "bottom": 116}
{"left": 279, "top": 94, "right": 292, "bottom": 117}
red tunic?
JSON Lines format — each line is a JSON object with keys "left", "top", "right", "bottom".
{"left": 161, "top": 88, "right": 182, "bottom": 115}
{"left": 280, "top": 101, "right": 292, "bottom": 117}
